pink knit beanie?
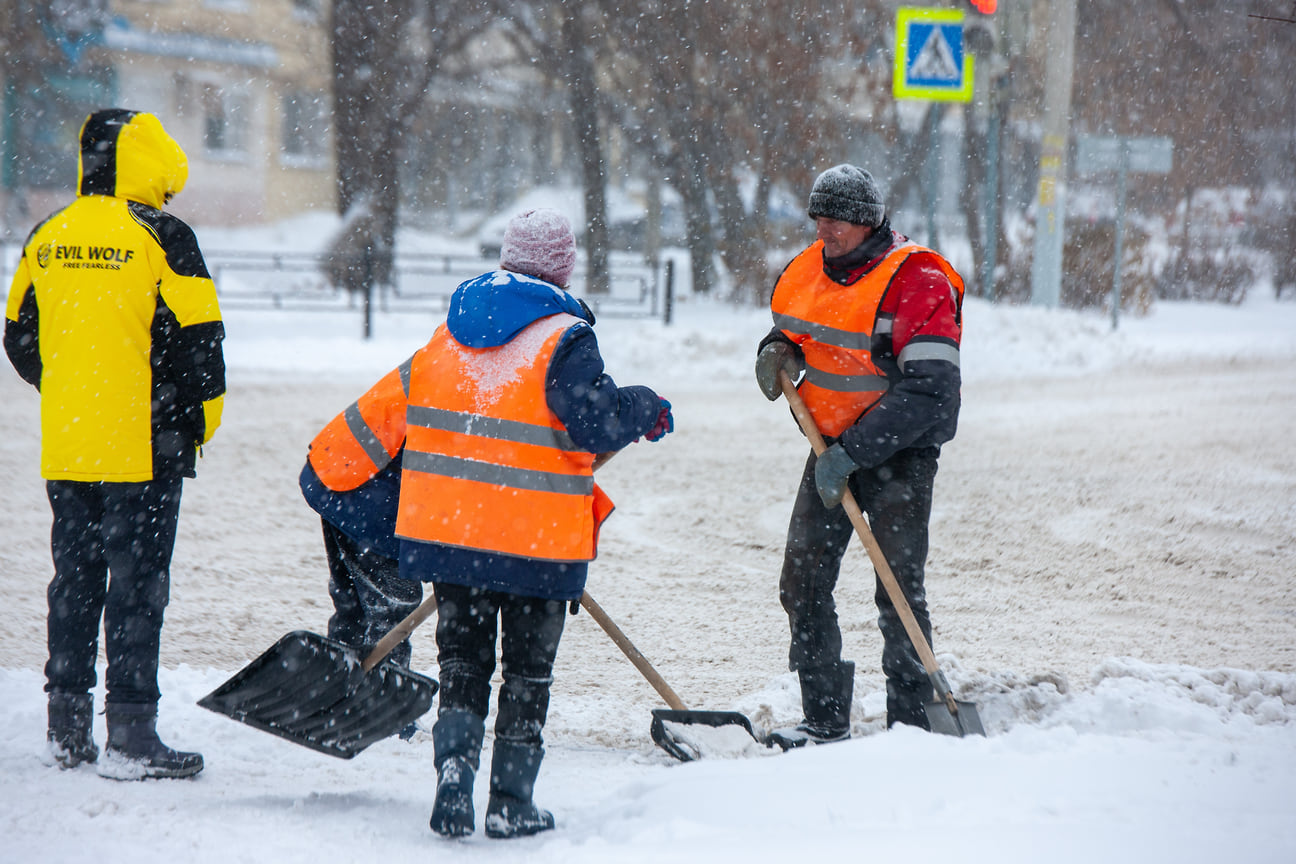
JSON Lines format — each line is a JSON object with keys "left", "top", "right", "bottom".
{"left": 500, "top": 208, "right": 577, "bottom": 287}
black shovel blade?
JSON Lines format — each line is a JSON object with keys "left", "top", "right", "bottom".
{"left": 925, "top": 698, "right": 986, "bottom": 738}
{"left": 198, "top": 630, "right": 438, "bottom": 759}
{"left": 650, "top": 709, "right": 769, "bottom": 762}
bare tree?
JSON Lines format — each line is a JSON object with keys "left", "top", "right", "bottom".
{"left": 599, "top": 0, "right": 908, "bottom": 301}
{"left": 561, "top": 8, "right": 612, "bottom": 294}
{"left": 327, "top": 0, "right": 498, "bottom": 297}
{"left": 1070, "top": 0, "right": 1296, "bottom": 299}
{"left": 325, "top": 0, "right": 1296, "bottom": 310}
{"left": 597, "top": 4, "right": 718, "bottom": 295}
{"left": 328, "top": 0, "right": 404, "bottom": 294}
{"left": 498, "top": 2, "right": 614, "bottom": 294}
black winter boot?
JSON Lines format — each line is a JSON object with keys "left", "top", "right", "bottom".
{"left": 769, "top": 661, "right": 855, "bottom": 750}
{"left": 484, "top": 741, "right": 554, "bottom": 839}
{"left": 886, "top": 678, "right": 933, "bottom": 731}
{"left": 100, "top": 703, "right": 203, "bottom": 780}
{"left": 430, "top": 756, "right": 476, "bottom": 837}
{"left": 429, "top": 709, "right": 485, "bottom": 838}
{"left": 47, "top": 692, "right": 98, "bottom": 769}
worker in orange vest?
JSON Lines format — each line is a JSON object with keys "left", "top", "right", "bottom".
{"left": 306, "top": 209, "right": 671, "bottom": 839}
{"left": 755, "top": 165, "right": 964, "bottom": 744}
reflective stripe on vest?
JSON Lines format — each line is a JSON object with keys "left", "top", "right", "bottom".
{"left": 307, "top": 358, "right": 412, "bottom": 491}
{"left": 771, "top": 239, "right": 961, "bottom": 437}
{"left": 396, "top": 314, "right": 610, "bottom": 563}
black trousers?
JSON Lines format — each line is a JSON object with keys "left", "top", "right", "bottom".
{"left": 44, "top": 478, "right": 183, "bottom": 705}
{"left": 322, "top": 520, "right": 421, "bottom": 667}
{"left": 433, "top": 582, "right": 566, "bottom": 749}
{"left": 779, "top": 446, "right": 940, "bottom": 725}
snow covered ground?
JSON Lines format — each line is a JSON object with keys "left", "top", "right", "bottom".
{"left": 2, "top": 225, "right": 1295, "bottom": 863}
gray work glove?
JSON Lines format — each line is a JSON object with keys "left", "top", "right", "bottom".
{"left": 755, "top": 341, "right": 803, "bottom": 401}
{"left": 814, "top": 443, "right": 858, "bottom": 508}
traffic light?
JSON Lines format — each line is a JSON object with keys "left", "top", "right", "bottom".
{"left": 970, "top": 0, "right": 997, "bottom": 12}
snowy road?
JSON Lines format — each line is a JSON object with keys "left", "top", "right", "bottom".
{"left": 3, "top": 346, "right": 1292, "bottom": 746}
{"left": 4, "top": 297, "right": 1296, "bottom": 863}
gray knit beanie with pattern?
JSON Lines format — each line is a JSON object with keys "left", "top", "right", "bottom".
{"left": 806, "top": 164, "right": 886, "bottom": 228}
{"left": 501, "top": 208, "right": 577, "bottom": 288}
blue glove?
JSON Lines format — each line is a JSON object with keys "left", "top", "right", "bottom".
{"left": 814, "top": 443, "right": 858, "bottom": 508}
{"left": 645, "top": 398, "right": 673, "bottom": 442}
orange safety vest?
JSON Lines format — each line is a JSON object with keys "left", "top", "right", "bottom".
{"left": 307, "top": 360, "right": 411, "bottom": 491}
{"left": 771, "top": 239, "right": 964, "bottom": 437}
{"left": 395, "top": 313, "right": 613, "bottom": 563}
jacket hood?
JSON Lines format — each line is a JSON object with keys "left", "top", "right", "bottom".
{"left": 78, "top": 109, "right": 188, "bottom": 209}
{"left": 447, "top": 270, "right": 592, "bottom": 348}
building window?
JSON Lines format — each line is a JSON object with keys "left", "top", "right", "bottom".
{"left": 201, "top": 84, "right": 247, "bottom": 159}
{"left": 292, "top": 0, "right": 320, "bottom": 18}
{"left": 281, "top": 90, "right": 328, "bottom": 166}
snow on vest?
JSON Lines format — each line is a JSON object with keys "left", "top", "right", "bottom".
{"left": 396, "top": 313, "right": 611, "bottom": 563}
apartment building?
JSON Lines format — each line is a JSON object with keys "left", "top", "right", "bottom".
{"left": 2, "top": 0, "right": 334, "bottom": 232}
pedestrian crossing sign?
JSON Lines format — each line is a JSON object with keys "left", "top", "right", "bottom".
{"left": 893, "top": 7, "right": 975, "bottom": 102}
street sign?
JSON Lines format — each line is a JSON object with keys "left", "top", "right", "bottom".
{"left": 1074, "top": 135, "right": 1173, "bottom": 176}
{"left": 893, "top": 7, "right": 975, "bottom": 102}
{"left": 1072, "top": 136, "right": 1174, "bottom": 331}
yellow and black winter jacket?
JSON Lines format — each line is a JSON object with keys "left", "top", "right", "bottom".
{"left": 3, "top": 109, "right": 225, "bottom": 481}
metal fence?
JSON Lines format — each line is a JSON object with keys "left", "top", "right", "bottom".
{"left": 207, "top": 249, "right": 668, "bottom": 322}
{"left": 1, "top": 243, "right": 672, "bottom": 327}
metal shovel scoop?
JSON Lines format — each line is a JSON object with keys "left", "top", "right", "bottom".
{"left": 578, "top": 591, "right": 768, "bottom": 760}
{"left": 198, "top": 594, "right": 440, "bottom": 758}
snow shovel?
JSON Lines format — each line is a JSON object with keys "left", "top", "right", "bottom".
{"left": 197, "top": 593, "right": 440, "bottom": 759}
{"left": 578, "top": 591, "right": 769, "bottom": 761}
{"left": 778, "top": 371, "right": 985, "bottom": 737}
{"left": 198, "top": 452, "right": 626, "bottom": 758}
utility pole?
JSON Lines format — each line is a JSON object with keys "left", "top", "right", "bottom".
{"left": 1029, "top": 0, "right": 1077, "bottom": 307}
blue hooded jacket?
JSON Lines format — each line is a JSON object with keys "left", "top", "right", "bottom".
{"left": 304, "top": 270, "right": 662, "bottom": 600}
{"left": 443, "top": 270, "right": 661, "bottom": 449}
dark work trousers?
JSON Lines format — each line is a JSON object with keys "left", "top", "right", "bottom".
{"left": 433, "top": 582, "right": 566, "bottom": 749}
{"left": 779, "top": 446, "right": 940, "bottom": 728}
{"left": 322, "top": 520, "right": 422, "bottom": 668}
{"left": 44, "top": 478, "right": 183, "bottom": 706}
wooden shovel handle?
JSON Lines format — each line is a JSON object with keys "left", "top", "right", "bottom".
{"left": 580, "top": 591, "right": 689, "bottom": 711}
{"left": 777, "top": 371, "right": 946, "bottom": 683}
{"left": 581, "top": 449, "right": 690, "bottom": 710}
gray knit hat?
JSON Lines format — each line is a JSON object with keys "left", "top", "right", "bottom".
{"left": 806, "top": 164, "right": 885, "bottom": 228}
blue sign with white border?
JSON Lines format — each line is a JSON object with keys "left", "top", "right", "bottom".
{"left": 893, "top": 7, "right": 974, "bottom": 102}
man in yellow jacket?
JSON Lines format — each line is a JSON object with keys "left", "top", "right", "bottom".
{"left": 4, "top": 109, "right": 225, "bottom": 780}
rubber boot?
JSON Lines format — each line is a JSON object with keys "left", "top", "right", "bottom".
{"left": 47, "top": 692, "right": 98, "bottom": 769}
{"left": 886, "top": 678, "right": 933, "bottom": 731}
{"left": 99, "top": 703, "right": 203, "bottom": 780}
{"left": 429, "top": 709, "right": 485, "bottom": 838}
{"left": 484, "top": 741, "right": 555, "bottom": 839}
{"left": 769, "top": 661, "right": 855, "bottom": 750}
